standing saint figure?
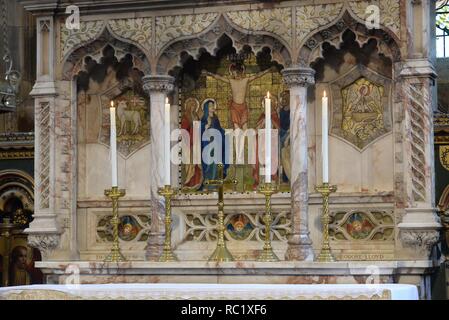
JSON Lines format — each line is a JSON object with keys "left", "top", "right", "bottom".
{"left": 9, "top": 246, "right": 30, "bottom": 286}
{"left": 200, "top": 99, "right": 228, "bottom": 189}
{"left": 202, "top": 64, "right": 274, "bottom": 129}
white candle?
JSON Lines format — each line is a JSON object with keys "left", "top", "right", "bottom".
{"left": 322, "top": 91, "right": 329, "bottom": 184}
{"left": 110, "top": 101, "right": 118, "bottom": 187}
{"left": 164, "top": 97, "right": 171, "bottom": 186}
{"left": 265, "top": 92, "right": 271, "bottom": 183}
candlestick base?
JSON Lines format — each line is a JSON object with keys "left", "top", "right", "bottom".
{"left": 256, "top": 182, "right": 279, "bottom": 262}
{"left": 315, "top": 183, "right": 337, "bottom": 263}
{"left": 104, "top": 249, "right": 126, "bottom": 263}
{"left": 208, "top": 245, "right": 235, "bottom": 262}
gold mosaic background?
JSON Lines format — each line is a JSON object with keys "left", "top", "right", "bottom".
{"left": 179, "top": 52, "right": 289, "bottom": 192}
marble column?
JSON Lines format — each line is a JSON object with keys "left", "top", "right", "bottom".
{"left": 142, "top": 75, "right": 175, "bottom": 261}
{"left": 26, "top": 16, "right": 61, "bottom": 259}
{"left": 282, "top": 67, "right": 315, "bottom": 261}
{"left": 396, "top": 59, "right": 441, "bottom": 260}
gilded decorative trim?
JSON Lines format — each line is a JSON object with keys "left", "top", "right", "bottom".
{"left": 440, "top": 146, "right": 449, "bottom": 171}
{"left": 226, "top": 8, "right": 292, "bottom": 47}
{"left": 434, "top": 115, "right": 449, "bottom": 127}
{"left": 155, "top": 13, "right": 219, "bottom": 54}
{"left": 0, "top": 151, "right": 34, "bottom": 160}
{"left": 435, "top": 136, "right": 449, "bottom": 144}
{"left": 0, "top": 132, "right": 34, "bottom": 143}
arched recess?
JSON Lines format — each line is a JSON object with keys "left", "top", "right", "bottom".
{"left": 298, "top": 11, "right": 402, "bottom": 67}
{"left": 61, "top": 28, "right": 152, "bottom": 81}
{"left": 0, "top": 170, "right": 34, "bottom": 212}
{"left": 156, "top": 15, "right": 292, "bottom": 75}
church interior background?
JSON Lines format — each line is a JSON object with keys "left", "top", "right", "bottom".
{"left": 0, "top": 0, "right": 448, "bottom": 300}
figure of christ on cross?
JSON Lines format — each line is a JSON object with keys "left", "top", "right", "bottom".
{"left": 202, "top": 64, "right": 276, "bottom": 130}
{"left": 202, "top": 64, "right": 276, "bottom": 188}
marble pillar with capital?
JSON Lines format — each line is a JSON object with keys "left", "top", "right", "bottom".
{"left": 282, "top": 67, "right": 315, "bottom": 261}
{"left": 142, "top": 75, "right": 175, "bottom": 261}
{"left": 396, "top": 59, "right": 441, "bottom": 259}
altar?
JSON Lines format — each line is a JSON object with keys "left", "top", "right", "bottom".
{"left": 0, "top": 283, "right": 418, "bottom": 300}
{"left": 18, "top": 0, "right": 441, "bottom": 301}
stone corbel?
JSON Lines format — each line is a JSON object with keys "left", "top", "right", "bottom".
{"left": 27, "top": 233, "right": 61, "bottom": 259}
{"left": 400, "top": 230, "right": 440, "bottom": 258}
{"left": 398, "top": 208, "right": 441, "bottom": 259}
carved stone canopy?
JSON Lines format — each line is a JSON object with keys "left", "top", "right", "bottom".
{"left": 281, "top": 67, "right": 316, "bottom": 88}
{"left": 142, "top": 75, "right": 175, "bottom": 94}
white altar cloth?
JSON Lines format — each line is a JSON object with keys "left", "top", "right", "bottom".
{"left": 0, "top": 283, "right": 418, "bottom": 300}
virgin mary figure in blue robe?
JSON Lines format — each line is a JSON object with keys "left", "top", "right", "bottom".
{"left": 200, "top": 99, "right": 228, "bottom": 190}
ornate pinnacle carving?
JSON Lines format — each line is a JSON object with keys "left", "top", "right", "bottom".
{"left": 281, "top": 67, "right": 315, "bottom": 88}
{"left": 142, "top": 75, "right": 175, "bottom": 93}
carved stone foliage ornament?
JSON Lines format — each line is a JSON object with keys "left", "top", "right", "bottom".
{"left": 155, "top": 13, "right": 219, "bottom": 54}
{"left": 400, "top": 230, "right": 440, "bottom": 257}
{"left": 27, "top": 234, "right": 60, "bottom": 256}
{"left": 440, "top": 146, "right": 449, "bottom": 171}
{"left": 330, "top": 65, "right": 392, "bottom": 151}
{"left": 281, "top": 67, "right": 315, "bottom": 88}
{"left": 142, "top": 75, "right": 175, "bottom": 93}
{"left": 348, "top": 0, "right": 400, "bottom": 37}
{"left": 59, "top": 20, "right": 105, "bottom": 61}
{"left": 296, "top": 3, "right": 344, "bottom": 47}
{"left": 226, "top": 8, "right": 293, "bottom": 47}
{"left": 107, "top": 18, "right": 152, "bottom": 54}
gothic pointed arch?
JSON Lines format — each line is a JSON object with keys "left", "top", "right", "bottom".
{"left": 62, "top": 28, "right": 151, "bottom": 80}
{"left": 298, "top": 11, "right": 402, "bottom": 67}
{"left": 156, "top": 15, "right": 292, "bottom": 74}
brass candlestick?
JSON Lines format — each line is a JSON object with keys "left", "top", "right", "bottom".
{"left": 158, "top": 185, "right": 178, "bottom": 262}
{"left": 315, "top": 183, "right": 337, "bottom": 262}
{"left": 104, "top": 186, "right": 126, "bottom": 262}
{"left": 257, "top": 182, "right": 279, "bottom": 262}
{"left": 205, "top": 163, "right": 238, "bottom": 262}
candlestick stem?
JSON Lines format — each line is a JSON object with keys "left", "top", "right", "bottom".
{"left": 315, "top": 183, "right": 337, "bottom": 262}
{"left": 257, "top": 182, "right": 279, "bottom": 262}
{"left": 158, "top": 185, "right": 178, "bottom": 262}
{"left": 104, "top": 187, "right": 126, "bottom": 262}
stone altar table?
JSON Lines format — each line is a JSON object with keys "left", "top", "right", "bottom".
{"left": 0, "top": 283, "right": 418, "bottom": 300}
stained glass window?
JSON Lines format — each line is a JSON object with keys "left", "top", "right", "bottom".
{"left": 437, "top": 0, "right": 449, "bottom": 57}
